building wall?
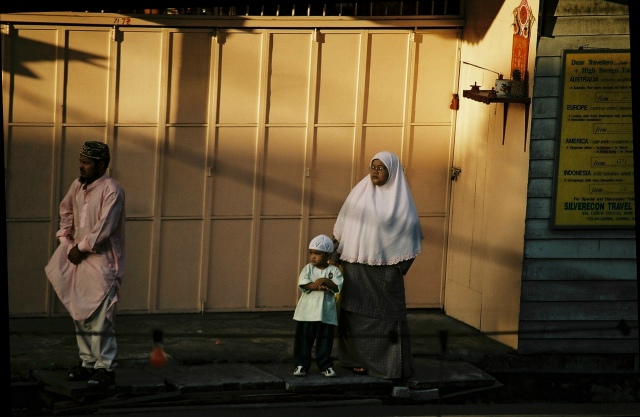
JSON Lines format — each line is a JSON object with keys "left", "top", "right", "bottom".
{"left": 445, "top": 0, "right": 539, "bottom": 349}
{"left": 519, "top": 0, "right": 637, "bottom": 354}
{"left": 2, "top": 14, "right": 461, "bottom": 316}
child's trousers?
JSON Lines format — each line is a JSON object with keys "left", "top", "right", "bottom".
{"left": 293, "top": 321, "right": 335, "bottom": 372}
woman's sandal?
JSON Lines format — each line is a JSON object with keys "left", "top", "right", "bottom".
{"left": 352, "top": 367, "right": 368, "bottom": 375}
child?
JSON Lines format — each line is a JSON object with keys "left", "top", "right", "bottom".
{"left": 292, "top": 234, "right": 344, "bottom": 377}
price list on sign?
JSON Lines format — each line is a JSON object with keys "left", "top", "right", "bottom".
{"left": 553, "top": 50, "right": 633, "bottom": 228}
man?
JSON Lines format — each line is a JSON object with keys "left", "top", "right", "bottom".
{"left": 45, "top": 141, "right": 126, "bottom": 388}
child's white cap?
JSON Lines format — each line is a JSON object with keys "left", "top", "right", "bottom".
{"left": 309, "top": 234, "right": 334, "bottom": 253}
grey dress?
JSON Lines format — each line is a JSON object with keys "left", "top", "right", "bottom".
{"left": 337, "top": 259, "right": 414, "bottom": 380}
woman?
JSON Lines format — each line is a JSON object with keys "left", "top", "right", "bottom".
{"left": 332, "top": 151, "right": 423, "bottom": 380}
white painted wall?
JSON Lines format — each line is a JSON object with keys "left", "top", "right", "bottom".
{"left": 446, "top": 0, "right": 539, "bottom": 349}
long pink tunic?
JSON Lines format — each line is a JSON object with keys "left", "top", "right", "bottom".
{"left": 45, "top": 173, "right": 126, "bottom": 321}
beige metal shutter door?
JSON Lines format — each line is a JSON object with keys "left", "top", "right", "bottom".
{"left": 405, "top": 30, "right": 460, "bottom": 308}
{"left": 4, "top": 25, "right": 460, "bottom": 315}
{"left": 5, "top": 27, "right": 60, "bottom": 316}
{"left": 207, "top": 30, "right": 264, "bottom": 310}
{"left": 113, "top": 28, "right": 164, "bottom": 312}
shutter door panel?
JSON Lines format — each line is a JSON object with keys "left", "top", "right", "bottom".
{"left": 114, "top": 126, "right": 158, "bottom": 217}
{"left": 117, "top": 30, "right": 163, "bottom": 124}
{"left": 118, "top": 221, "right": 153, "bottom": 311}
{"left": 217, "top": 31, "right": 263, "bottom": 124}
{"left": 256, "top": 219, "right": 302, "bottom": 308}
{"left": 7, "top": 222, "right": 51, "bottom": 315}
{"left": 10, "top": 28, "right": 58, "bottom": 123}
{"left": 414, "top": 31, "right": 461, "bottom": 124}
{"left": 65, "top": 29, "right": 110, "bottom": 123}
{"left": 207, "top": 219, "right": 253, "bottom": 309}
{"left": 316, "top": 32, "right": 361, "bottom": 124}
{"left": 211, "top": 127, "right": 258, "bottom": 216}
{"left": 261, "top": 127, "right": 306, "bottom": 216}
{"left": 365, "top": 32, "right": 408, "bottom": 124}
{"left": 310, "top": 127, "right": 356, "bottom": 216}
{"left": 167, "top": 31, "right": 212, "bottom": 124}
{"left": 162, "top": 126, "right": 207, "bottom": 217}
{"left": 410, "top": 125, "right": 455, "bottom": 214}
{"left": 5, "top": 126, "right": 55, "bottom": 218}
{"left": 157, "top": 219, "right": 203, "bottom": 310}
{"left": 266, "top": 33, "right": 311, "bottom": 124}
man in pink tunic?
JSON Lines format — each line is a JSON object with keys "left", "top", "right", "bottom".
{"left": 45, "top": 141, "right": 126, "bottom": 388}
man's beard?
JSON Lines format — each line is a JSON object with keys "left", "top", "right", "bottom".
{"left": 78, "top": 175, "right": 88, "bottom": 184}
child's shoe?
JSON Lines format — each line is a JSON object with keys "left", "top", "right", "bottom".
{"left": 321, "top": 367, "right": 336, "bottom": 377}
{"left": 293, "top": 365, "right": 307, "bottom": 376}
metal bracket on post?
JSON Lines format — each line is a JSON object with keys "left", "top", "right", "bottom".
{"left": 450, "top": 166, "right": 462, "bottom": 181}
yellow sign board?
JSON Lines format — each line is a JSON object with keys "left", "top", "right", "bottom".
{"left": 553, "top": 50, "right": 634, "bottom": 228}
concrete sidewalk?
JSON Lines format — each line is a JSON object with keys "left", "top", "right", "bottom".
{"left": 10, "top": 309, "right": 517, "bottom": 413}
{"left": 12, "top": 309, "right": 638, "bottom": 415}
{"left": 10, "top": 309, "right": 515, "bottom": 381}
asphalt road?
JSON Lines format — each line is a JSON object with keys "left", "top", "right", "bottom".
{"left": 20, "top": 401, "right": 639, "bottom": 417}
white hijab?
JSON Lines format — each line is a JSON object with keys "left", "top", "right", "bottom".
{"left": 333, "top": 151, "right": 423, "bottom": 265}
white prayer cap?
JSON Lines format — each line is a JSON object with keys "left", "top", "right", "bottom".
{"left": 309, "top": 234, "right": 334, "bottom": 253}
